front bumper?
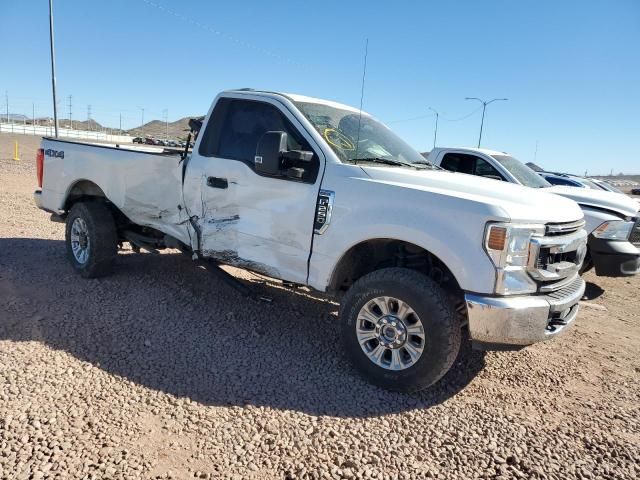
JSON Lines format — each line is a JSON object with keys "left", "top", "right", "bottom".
{"left": 465, "top": 275, "right": 585, "bottom": 349}
{"left": 589, "top": 236, "right": 640, "bottom": 277}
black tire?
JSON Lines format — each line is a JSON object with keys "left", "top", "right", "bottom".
{"left": 65, "top": 201, "right": 118, "bottom": 278}
{"left": 340, "top": 268, "right": 461, "bottom": 392}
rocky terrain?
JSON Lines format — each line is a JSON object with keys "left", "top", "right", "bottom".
{"left": 0, "top": 132, "right": 638, "bottom": 479}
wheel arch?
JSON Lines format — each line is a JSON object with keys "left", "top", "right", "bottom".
{"left": 328, "top": 238, "right": 463, "bottom": 296}
{"left": 63, "top": 179, "right": 107, "bottom": 211}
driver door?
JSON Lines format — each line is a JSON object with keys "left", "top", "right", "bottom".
{"left": 186, "top": 96, "right": 324, "bottom": 284}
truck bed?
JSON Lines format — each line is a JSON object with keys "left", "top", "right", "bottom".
{"left": 38, "top": 137, "right": 190, "bottom": 245}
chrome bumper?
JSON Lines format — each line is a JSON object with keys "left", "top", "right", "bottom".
{"left": 465, "top": 275, "right": 585, "bottom": 347}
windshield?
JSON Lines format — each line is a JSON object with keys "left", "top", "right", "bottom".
{"left": 491, "top": 155, "right": 551, "bottom": 188}
{"left": 294, "top": 101, "right": 436, "bottom": 168}
{"left": 596, "top": 181, "right": 623, "bottom": 193}
{"left": 578, "top": 178, "right": 602, "bottom": 190}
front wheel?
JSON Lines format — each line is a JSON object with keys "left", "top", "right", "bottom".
{"left": 65, "top": 201, "right": 118, "bottom": 278}
{"left": 340, "top": 268, "right": 461, "bottom": 392}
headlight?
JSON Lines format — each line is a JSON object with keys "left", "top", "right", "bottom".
{"left": 592, "top": 220, "right": 634, "bottom": 241}
{"left": 484, "top": 223, "right": 545, "bottom": 295}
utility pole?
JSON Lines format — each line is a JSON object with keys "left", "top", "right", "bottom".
{"left": 119, "top": 113, "right": 122, "bottom": 132}
{"left": 428, "top": 107, "right": 439, "bottom": 149}
{"left": 163, "top": 109, "right": 168, "bottom": 140}
{"left": 32, "top": 104, "right": 36, "bottom": 125}
{"left": 534, "top": 140, "right": 538, "bottom": 163}
{"left": 48, "top": 0, "right": 59, "bottom": 137}
{"left": 465, "top": 97, "right": 508, "bottom": 147}
{"left": 87, "top": 105, "right": 92, "bottom": 130}
{"left": 68, "top": 94, "right": 72, "bottom": 129}
{"left": 139, "top": 107, "right": 145, "bottom": 137}
{"left": 5, "top": 91, "right": 8, "bottom": 124}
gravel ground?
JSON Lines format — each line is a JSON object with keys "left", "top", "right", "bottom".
{"left": 1, "top": 133, "right": 639, "bottom": 479}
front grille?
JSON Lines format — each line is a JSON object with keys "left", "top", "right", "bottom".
{"left": 546, "top": 274, "right": 585, "bottom": 301}
{"left": 536, "top": 249, "right": 579, "bottom": 269}
{"left": 529, "top": 221, "right": 587, "bottom": 292}
{"left": 630, "top": 219, "right": 640, "bottom": 246}
{"left": 545, "top": 220, "right": 585, "bottom": 237}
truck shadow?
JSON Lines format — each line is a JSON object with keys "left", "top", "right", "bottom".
{"left": 0, "top": 237, "right": 486, "bottom": 418}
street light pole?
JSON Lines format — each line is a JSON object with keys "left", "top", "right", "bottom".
{"left": 428, "top": 107, "right": 439, "bottom": 149}
{"left": 139, "top": 107, "right": 145, "bottom": 137}
{"left": 465, "top": 97, "right": 508, "bottom": 147}
{"left": 48, "top": 0, "right": 59, "bottom": 137}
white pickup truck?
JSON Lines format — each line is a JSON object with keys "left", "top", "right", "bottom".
{"left": 428, "top": 147, "right": 640, "bottom": 277}
{"left": 34, "top": 89, "right": 588, "bottom": 392}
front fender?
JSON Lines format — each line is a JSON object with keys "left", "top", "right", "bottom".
{"left": 308, "top": 197, "right": 499, "bottom": 294}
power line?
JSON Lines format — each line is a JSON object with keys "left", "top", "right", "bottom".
{"left": 386, "top": 112, "right": 436, "bottom": 124}
{"left": 441, "top": 106, "right": 482, "bottom": 122}
{"left": 386, "top": 106, "right": 481, "bottom": 125}
{"left": 137, "top": 0, "right": 302, "bottom": 66}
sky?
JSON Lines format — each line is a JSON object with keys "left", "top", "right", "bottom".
{"left": 1, "top": 0, "right": 639, "bottom": 174}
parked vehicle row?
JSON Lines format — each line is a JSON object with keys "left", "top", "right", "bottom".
{"left": 428, "top": 147, "right": 640, "bottom": 278}
{"left": 35, "top": 88, "right": 632, "bottom": 392}
{"left": 132, "top": 136, "right": 194, "bottom": 148}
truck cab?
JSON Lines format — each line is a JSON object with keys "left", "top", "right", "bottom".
{"left": 34, "top": 90, "right": 589, "bottom": 391}
{"left": 429, "top": 147, "right": 640, "bottom": 277}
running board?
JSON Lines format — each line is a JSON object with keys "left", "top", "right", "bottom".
{"left": 201, "top": 261, "right": 273, "bottom": 303}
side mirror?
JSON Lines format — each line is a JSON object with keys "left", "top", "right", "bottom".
{"left": 255, "top": 131, "right": 314, "bottom": 179}
{"left": 255, "top": 131, "right": 288, "bottom": 176}
{"left": 282, "top": 150, "right": 314, "bottom": 162}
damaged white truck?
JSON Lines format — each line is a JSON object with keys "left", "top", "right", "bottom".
{"left": 34, "top": 89, "right": 588, "bottom": 392}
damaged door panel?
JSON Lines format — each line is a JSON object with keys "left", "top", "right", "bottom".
{"left": 184, "top": 95, "right": 324, "bottom": 284}
{"left": 120, "top": 153, "right": 190, "bottom": 243}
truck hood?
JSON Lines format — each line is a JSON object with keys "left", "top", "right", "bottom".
{"left": 360, "top": 166, "right": 583, "bottom": 224}
{"left": 544, "top": 186, "right": 639, "bottom": 218}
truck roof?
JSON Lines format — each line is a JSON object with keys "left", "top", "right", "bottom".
{"left": 224, "top": 88, "right": 362, "bottom": 114}
{"left": 429, "top": 146, "right": 509, "bottom": 157}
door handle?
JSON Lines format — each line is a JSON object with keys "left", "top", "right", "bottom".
{"left": 207, "top": 177, "right": 228, "bottom": 189}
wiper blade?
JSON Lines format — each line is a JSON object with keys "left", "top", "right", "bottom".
{"left": 412, "top": 160, "right": 441, "bottom": 170}
{"left": 354, "top": 157, "right": 423, "bottom": 168}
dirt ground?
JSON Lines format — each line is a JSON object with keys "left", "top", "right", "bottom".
{"left": 0, "top": 132, "right": 638, "bottom": 479}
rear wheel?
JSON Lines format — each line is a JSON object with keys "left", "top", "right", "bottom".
{"left": 340, "top": 268, "right": 461, "bottom": 392}
{"left": 65, "top": 201, "right": 118, "bottom": 278}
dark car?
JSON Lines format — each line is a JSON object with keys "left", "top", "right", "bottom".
{"left": 539, "top": 172, "right": 586, "bottom": 188}
{"left": 144, "top": 138, "right": 155, "bottom": 145}
{"left": 132, "top": 137, "right": 143, "bottom": 144}
{"left": 632, "top": 188, "right": 640, "bottom": 195}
